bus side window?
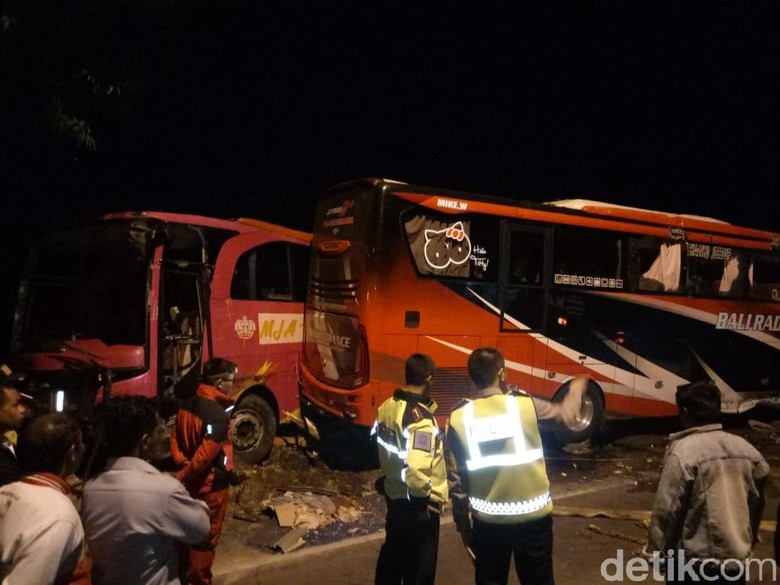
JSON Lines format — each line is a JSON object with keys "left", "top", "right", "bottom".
{"left": 231, "top": 242, "right": 294, "bottom": 301}
{"left": 717, "top": 251, "right": 750, "bottom": 298}
{"left": 553, "top": 227, "right": 624, "bottom": 290}
{"left": 749, "top": 252, "right": 780, "bottom": 301}
{"left": 639, "top": 242, "right": 681, "bottom": 292}
{"left": 509, "top": 232, "right": 543, "bottom": 286}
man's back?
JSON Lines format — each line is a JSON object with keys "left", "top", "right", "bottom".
{"left": 82, "top": 457, "right": 210, "bottom": 585}
{"left": 0, "top": 477, "right": 88, "bottom": 584}
{"left": 650, "top": 425, "right": 769, "bottom": 560}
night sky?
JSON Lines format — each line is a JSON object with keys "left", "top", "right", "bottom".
{"left": 2, "top": 2, "right": 779, "bottom": 352}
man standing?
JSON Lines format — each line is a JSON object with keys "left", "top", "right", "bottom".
{"left": 0, "top": 364, "right": 29, "bottom": 486}
{"left": 171, "top": 358, "right": 237, "bottom": 585}
{"left": 0, "top": 413, "right": 90, "bottom": 584}
{"left": 645, "top": 381, "right": 769, "bottom": 584}
{"left": 445, "top": 347, "right": 587, "bottom": 585}
{"left": 374, "top": 353, "right": 448, "bottom": 585}
{"left": 82, "top": 396, "right": 211, "bottom": 585}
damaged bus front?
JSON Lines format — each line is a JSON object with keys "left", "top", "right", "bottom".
{"left": 10, "top": 212, "right": 311, "bottom": 464}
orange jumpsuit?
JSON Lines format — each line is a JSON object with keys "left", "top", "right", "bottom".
{"left": 171, "top": 383, "right": 234, "bottom": 585}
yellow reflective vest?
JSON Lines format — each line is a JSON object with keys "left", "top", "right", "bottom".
{"left": 373, "top": 389, "right": 448, "bottom": 506}
{"left": 446, "top": 388, "right": 552, "bottom": 524}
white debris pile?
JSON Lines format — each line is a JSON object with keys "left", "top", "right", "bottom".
{"left": 264, "top": 490, "right": 362, "bottom": 530}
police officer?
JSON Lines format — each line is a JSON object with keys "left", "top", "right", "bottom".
{"left": 445, "top": 347, "right": 587, "bottom": 585}
{"left": 374, "top": 353, "right": 448, "bottom": 585}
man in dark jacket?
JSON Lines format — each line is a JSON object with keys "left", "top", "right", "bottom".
{"left": 171, "top": 358, "right": 237, "bottom": 585}
{"left": 0, "top": 364, "right": 29, "bottom": 486}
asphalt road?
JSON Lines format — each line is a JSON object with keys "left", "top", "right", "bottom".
{"left": 213, "top": 417, "right": 780, "bottom": 584}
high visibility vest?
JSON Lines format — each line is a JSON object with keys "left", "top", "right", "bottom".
{"left": 448, "top": 392, "right": 552, "bottom": 524}
{"left": 372, "top": 390, "right": 448, "bottom": 505}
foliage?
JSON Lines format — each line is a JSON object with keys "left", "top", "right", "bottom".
{"left": 0, "top": 0, "right": 176, "bottom": 153}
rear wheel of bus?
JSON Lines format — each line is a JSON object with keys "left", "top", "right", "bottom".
{"left": 551, "top": 379, "right": 605, "bottom": 444}
{"left": 232, "top": 394, "right": 276, "bottom": 465}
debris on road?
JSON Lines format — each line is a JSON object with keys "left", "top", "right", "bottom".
{"left": 272, "top": 527, "right": 308, "bottom": 553}
{"left": 554, "top": 506, "right": 651, "bottom": 523}
{"left": 748, "top": 419, "right": 777, "bottom": 432}
{"left": 264, "top": 490, "right": 362, "bottom": 530}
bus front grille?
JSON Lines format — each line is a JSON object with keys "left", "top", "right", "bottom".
{"left": 430, "top": 367, "right": 473, "bottom": 417}
{"left": 309, "top": 277, "right": 359, "bottom": 301}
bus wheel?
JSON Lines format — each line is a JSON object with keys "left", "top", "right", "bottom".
{"left": 232, "top": 394, "right": 276, "bottom": 465}
{"left": 551, "top": 380, "right": 605, "bottom": 444}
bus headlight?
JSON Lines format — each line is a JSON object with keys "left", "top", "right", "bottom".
{"left": 54, "top": 390, "right": 65, "bottom": 412}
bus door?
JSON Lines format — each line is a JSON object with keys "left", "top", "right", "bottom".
{"left": 497, "top": 224, "right": 552, "bottom": 394}
{"left": 159, "top": 225, "right": 208, "bottom": 400}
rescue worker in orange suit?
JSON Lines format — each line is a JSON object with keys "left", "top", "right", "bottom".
{"left": 446, "top": 348, "right": 588, "bottom": 585}
{"left": 171, "top": 358, "right": 238, "bottom": 585}
{"left": 373, "top": 353, "right": 448, "bottom": 585}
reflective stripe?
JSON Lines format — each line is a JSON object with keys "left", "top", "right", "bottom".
{"left": 463, "top": 395, "right": 543, "bottom": 470}
{"left": 469, "top": 492, "right": 551, "bottom": 516}
{"left": 376, "top": 434, "right": 408, "bottom": 459}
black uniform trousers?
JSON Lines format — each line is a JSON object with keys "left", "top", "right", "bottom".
{"left": 375, "top": 495, "right": 440, "bottom": 585}
{"left": 472, "top": 513, "right": 554, "bottom": 585}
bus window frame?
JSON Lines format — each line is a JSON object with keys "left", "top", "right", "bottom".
{"left": 499, "top": 222, "right": 552, "bottom": 334}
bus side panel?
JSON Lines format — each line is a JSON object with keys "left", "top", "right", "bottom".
{"left": 208, "top": 233, "right": 304, "bottom": 416}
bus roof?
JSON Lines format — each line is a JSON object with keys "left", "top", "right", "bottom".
{"left": 547, "top": 199, "right": 729, "bottom": 225}
{"left": 330, "top": 178, "right": 778, "bottom": 250}
{"left": 101, "top": 211, "right": 311, "bottom": 242}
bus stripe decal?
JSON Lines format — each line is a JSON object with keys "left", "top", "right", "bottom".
{"left": 588, "top": 291, "right": 780, "bottom": 350}
{"left": 465, "top": 288, "right": 687, "bottom": 405}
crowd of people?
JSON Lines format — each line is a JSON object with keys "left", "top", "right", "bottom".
{"left": 0, "top": 349, "right": 773, "bottom": 585}
{"left": 374, "top": 349, "right": 771, "bottom": 585}
{"left": 0, "top": 358, "right": 241, "bottom": 585}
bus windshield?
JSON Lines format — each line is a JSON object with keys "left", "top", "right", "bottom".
{"left": 16, "top": 220, "right": 154, "bottom": 351}
{"left": 304, "top": 188, "right": 376, "bottom": 389}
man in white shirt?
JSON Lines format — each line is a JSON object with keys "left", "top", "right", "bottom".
{"left": 82, "top": 397, "right": 210, "bottom": 585}
{"left": 0, "top": 413, "right": 90, "bottom": 585}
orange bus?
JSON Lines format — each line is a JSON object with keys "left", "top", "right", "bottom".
{"left": 300, "top": 178, "right": 780, "bottom": 447}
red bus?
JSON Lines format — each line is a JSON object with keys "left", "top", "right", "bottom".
{"left": 11, "top": 211, "right": 310, "bottom": 463}
{"left": 300, "top": 178, "right": 780, "bottom": 447}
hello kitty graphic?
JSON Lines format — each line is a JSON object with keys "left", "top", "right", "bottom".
{"left": 423, "top": 221, "right": 472, "bottom": 269}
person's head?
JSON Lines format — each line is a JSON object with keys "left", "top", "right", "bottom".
{"left": 17, "top": 413, "right": 82, "bottom": 477}
{"left": 404, "top": 354, "right": 435, "bottom": 395}
{"left": 0, "top": 364, "right": 29, "bottom": 433}
{"left": 675, "top": 380, "right": 721, "bottom": 428}
{"left": 202, "top": 358, "right": 238, "bottom": 392}
{"left": 102, "top": 396, "right": 164, "bottom": 459}
{"left": 467, "top": 348, "right": 506, "bottom": 390}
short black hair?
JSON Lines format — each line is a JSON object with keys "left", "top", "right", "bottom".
{"left": 203, "top": 358, "right": 238, "bottom": 384}
{"left": 468, "top": 348, "right": 505, "bottom": 390}
{"left": 676, "top": 380, "right": 721, "bottom": 425}
{"left": 0, "top": 364, "right": 25, "bottom": 406}
{"left": 101, "top": 396, "right": 159, "bottom": 457}
{"left": 17, "top": 413, "right": 81, "bottom": 474}
{"left": 405, "top": 354, "right": 435, "bottom": 386}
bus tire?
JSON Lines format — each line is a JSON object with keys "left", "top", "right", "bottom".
{"left": 551, "top": 380, "right": 605, "bottom": 444}
{"left": 232, "top": 394, "right": 276, "bottom": 465}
